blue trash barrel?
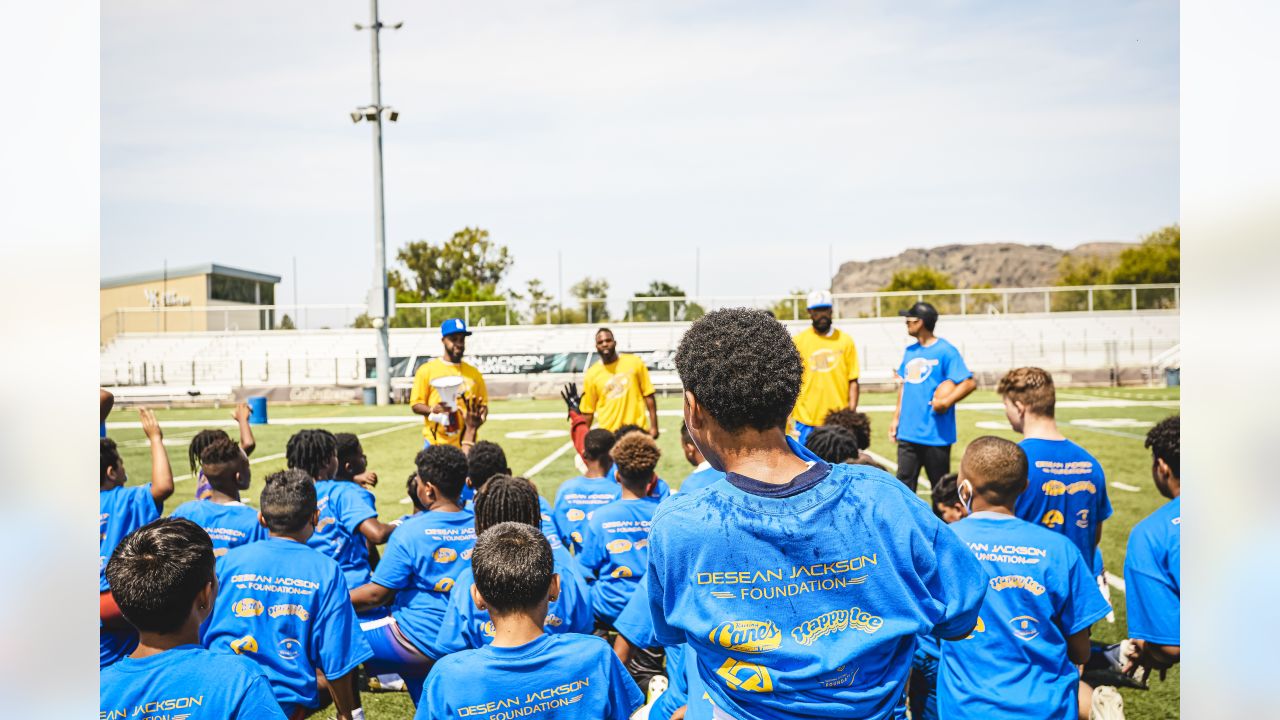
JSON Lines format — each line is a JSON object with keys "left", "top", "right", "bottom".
{"left": 1164, "top": 368, "right": 1180, "bottom": 387}
{"left": 247, "top": 396, "right": 269, "bottom": 425}
{"left": 363, "top": 387, "right": 377, "bottom": 405}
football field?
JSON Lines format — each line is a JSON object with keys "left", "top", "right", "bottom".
{"left": 106, "top": 387, "right": 1181, "bottom": 719}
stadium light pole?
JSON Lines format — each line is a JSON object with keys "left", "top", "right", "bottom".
{"left": 353, "top": 1, "right": 402, "bottom": 405}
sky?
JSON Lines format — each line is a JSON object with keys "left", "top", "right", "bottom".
{"left": 102, "top": 0, "right": 1178, "bottom": 309}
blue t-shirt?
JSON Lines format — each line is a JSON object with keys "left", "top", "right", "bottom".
{"left": 896, "top": 338, "right": 971, "bottom": 446}
{"left": 607, "top": 464, "right": 673, "bottom": 499}
{"left": 203, "top": 537, "right": 373, "bottom": 713}
{"left": 370, "top": 508, "right": 477, "bottom": 658}
{"left": 417, "top": 633, "right": 644, "bottom": 720}
{"left": 101, "top": 483, "right": 160, "bottom": 592}
{"left": 652, "top": 643, "right": 690, "bottom": 720}
{"left": 938, "top": 513, "right": 1111, "bottom": 720}
{"left": 436, "top": 542, "right": 594, "bottom": 654}
{"left": 679, "top": 463, "right": 726, "bottom": 495}
{"left": 100, "top": 644, "right": 287, "bottom": 720}
{"left": 306, "top": 479, "right": 379, "bottom": 590}
{"left": 552, "top": 475, "right": 622, "bottom": 554}
{"left": 647, "top": 438, "right": 986, "bottom": 720}
{"left": 1014, "top": 438, "right": 1113, "bottom": 562}
{"left": 578, "top": 496, "right": 660, "bottom": 624}
{"left": 612, "top": 573, "right": 659, "bottom": 648}
{"left": 170, "top": 500, "right": 269, "bottom": 556}
{"left": 538, "top": 495, "right": 559, "bottom": 543}
{"left": 1124, "top": 496, "right": 1180, "bottom": 645}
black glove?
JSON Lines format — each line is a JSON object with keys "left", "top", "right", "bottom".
{"left": 560, "top": 382, "right": 581, "bottom": 417}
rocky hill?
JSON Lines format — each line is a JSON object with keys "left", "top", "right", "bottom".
{"left": 830, "top": 242, "right": 1132, "bottom": 293}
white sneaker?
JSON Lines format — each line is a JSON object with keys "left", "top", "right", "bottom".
{"left": 647, "top": 674, "right": 669, "bottom": 702}
{"left": 368, "top": 673, "right": 406, "bottom": 691}
{"left": 1091, "top": 685, "right": 1125, "bottom": 720}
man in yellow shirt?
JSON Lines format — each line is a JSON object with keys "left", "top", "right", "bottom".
{"left": 410, "top": 318, "right": 489, "bottom": 448}
{"left": 791, "top": 289, "right": 859, "bottom": 445}
{"left": 579, "top": 328, "right": 660, "bottom": 437}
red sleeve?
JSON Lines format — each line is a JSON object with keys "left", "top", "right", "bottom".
{"left": 570, "top": 409, "right": 590, "bottom": 456}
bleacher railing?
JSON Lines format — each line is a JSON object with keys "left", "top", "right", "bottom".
{"left": 103, "top": 283, "right": 1179, "bottom": 336}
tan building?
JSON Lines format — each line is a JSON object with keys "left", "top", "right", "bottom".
{"left": 101, "top": 264, "right": 282, "bottom": 345}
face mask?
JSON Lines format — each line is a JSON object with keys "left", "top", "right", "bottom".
{"left": 959, "top": 479, "right": 974, "bottom": 515}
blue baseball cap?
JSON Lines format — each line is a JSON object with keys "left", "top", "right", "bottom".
{"left": 440, "top": 318, "right": 473, "bottom": 337}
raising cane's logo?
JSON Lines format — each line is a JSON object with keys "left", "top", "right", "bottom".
{"left": 708, "top": 621, "right": 782, "bottom": 654}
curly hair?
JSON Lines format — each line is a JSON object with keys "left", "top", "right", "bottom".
{"left": 822, "top": 408, "right": 872, "bottom": 450}
{"left": 675, "top": 308, "right": 802, "bottom": 432}
{"left": 1145, "top": 415, "right": 1179, "bottom": 478}
{"left": 417, "top": 444, "right": 470, "bottom": 501}
{"left": 997, "top": 367, "right": 1056, "bottom": 417}
{"left": 101, "top": 437, "right": 122, "bottom": 481}
{"left": 960, "top": 436, "right": 1028, "bottom": 505}
{"left": 188, "top": 428, "right": 232, "bottom": 474}
{"left": 285, "top": 429, "right": 337, "bottom": 480}
{"left": 260, "top": 469, "right": 318, "bottom": 534}
{"left": 474, "top": 475, "right": 542, "bottom": 535}
{"left": 804, "top": 425, "right": 859, "bottom": 464}
{"left": 931, "top": 472, "right": 960, "bottom": 509}
{"left": 582, "top": 429, "right": 616, "bottom": 463}
{"left": 467, "top": 440, "right": 510, "bottom": 492}
{"left": 611, "top": 432, "right": 661, "bottom": 490}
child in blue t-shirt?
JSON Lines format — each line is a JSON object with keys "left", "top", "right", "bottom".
{"left": 649, "top": 309, "right": 986, "bottom": 720}
{"left": 578, "top": 432, "right": 663, "bottom": 626}
{"left": 419, "top": 522, "right": 644, "bottom": 720}
{"left": 170, "top": 436, "right": 266, "bottom": 556}
{"left": 1123, "top": 416, "right": 1181, "bottom": 681}
{"left": 350, "top": 444, "right": 477, "bottom": 706}
{"left": 286, "top": 429, "right": 397, "bottom": 591}
{"left": 552, "top": 428, "right": 620, "bottom": 553}
{"left": 187, "top": 401, "right": 257, "bottom": 500}
{"left": 203, "top": 469, "right": 373, "bottom": 719}
{"left": 436, "top": 475, "right": 593, "bottom": 654}
{"left": 101, "top": 517, "right": 285, "bottom": 720}
{"left": 100, "top": 408, "right": 175, "bottom": 667}
{"left": 607, "top": 424, "right": 673, "bottom": 499}
{"left": 678, "top": 422, "right": 725, "bottom": 494}
{"left": 906, "top": 473, "right": 966, "bottom": 720}
{"left": 938, "top": 437, "right": 1111, "bottom": 720}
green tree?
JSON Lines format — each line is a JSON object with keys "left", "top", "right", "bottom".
{"left": 1112, "top": 224, "right": 1180, "bottom": 284}
{"left": 525, "top": 279, "right": 555, "bottom": 324}
{"left": 1052, "top": 224, "right": 1179, "bottom": 310}
{"left": 277, "top": 314, "right": 296, "bottom": 330}
{"left": 570, "top": 277, "right": 610, "bottom": 323}
{"left": 627, "top": 281, "right": 706, "bottom": 322}
{"left": 769, "top": 288, "right": 810, "bottom": 321}
{"left": 881, "top": 266, "right": 957, "bottom": 314}
{"left": 394, "top": 227, "right": 514, "bottom": 302}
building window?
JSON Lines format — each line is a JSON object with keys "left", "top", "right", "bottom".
{"left": 210, "top": 274, "right": 258, "bottom": 304}
{"left": 258, "top": 282, "right": 275, "bottom": 305}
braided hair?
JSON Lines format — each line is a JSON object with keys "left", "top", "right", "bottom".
{"left": 285, "top": 429, "right": 337, "bottom": 480}
{"left": 188, "top": 428, "right": 232, "bottom": 474}
{"left": 473, "top": 475, "right": 542, "bottom": 535}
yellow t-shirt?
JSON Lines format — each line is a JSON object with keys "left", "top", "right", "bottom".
{"left": 409, "top": 358, "right": 489, "bottom": 445}
{"left": 792, "top": 327, "right": 859, "bottom": 427}
{"left": 579, "top": 353, "right": 655, "bottom": 432}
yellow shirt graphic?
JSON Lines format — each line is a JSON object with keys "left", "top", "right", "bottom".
{"left": 579, "top": 353, "right": 655, "bottom": 432}
{"left": 409, "top": 358, "right": 488, "bottom": 445}
{"left": 791, "top": 327, "right": 859, "bottom": 427}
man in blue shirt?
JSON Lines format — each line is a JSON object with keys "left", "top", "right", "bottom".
{"left": 891, "top": 302, "right": 976, "bottom": 492}
{"left": 101, "top": 517, "right": 285, "bottom": 720}
{"left": 170, "top": 436, "right": 267, "bottom": 556}
{"left": 552, "top": 428, "right": 620, "bottom": 553}
{"left": 419, "top": 522, "right": 643, "bottom": 719}
{"left": 203, "top": 469, "right": 372, "bottom": 719}
{"left": 678, "top": 422, "right": 726, "bottom": 494}
{"left": 1124, "top": 415, "right": 1181, "bottom": 680}
{"left": 998, "top": 367, "right": 1113, "bottom": 566}
{"left": 649, "top": 308, "right": 986, "bottom": 720}
{"left": 938, "top": 437, "right": 1111, "bottom": 720}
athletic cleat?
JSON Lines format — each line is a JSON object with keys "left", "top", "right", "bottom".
{"left": 1090, "top": 685, "right": 1125, "bottom": 720}
{"left": 367, "top": 673, "right": 407, "bottom": 692}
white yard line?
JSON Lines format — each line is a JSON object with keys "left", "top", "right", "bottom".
{"left": 171, "top": 422, "right": 418, "bottom": 483}
{"left": 1105, "top": 572, "right": 1126, "bottom": 593}
{"left": 106, "top": 398, "right": 1180, "bottom": 430}
{"left": 1110, "top": 482, "right": 1143, "bottom": 493}
{"left": 522, "top": 441, "right": 576, "bottom": 479}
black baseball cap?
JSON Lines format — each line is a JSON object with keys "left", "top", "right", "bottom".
{"left": 898, "top": 302, "right": 939, "bottom": 325}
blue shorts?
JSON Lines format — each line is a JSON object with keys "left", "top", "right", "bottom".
{"left": 361, "top": 615, "right": 434, "bottom": 705}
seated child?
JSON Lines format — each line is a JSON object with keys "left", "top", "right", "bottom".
{"left": 349, "top": 444, "right": 477, "bottom": 706}
{"left": 418, "top": 522, "right": 643, "bottom": 720}
{"left": 676, "top": 422, "right": 725, "bottom": 495}
{"left": 552, "top": 429, "right": 620, "bottom": 553}
{"left": 202, "top": 469, "right": 373, "bottom": 720}
{"left": 468, "top": 439, "right": 556, "bottom": 540}
{"left": 100, "top": 517, "right": 285, "bottom": 719}
{"left": 287, "top": 429, "right": 395, "bottom": 590}
{"left": 188, "top": 401, "right": 257, "bottom": 500}
{"left": 937, "top": 437, "right": 1111, "bottom": 720}
{"left": 908, "top": 473, "right": 965, "bottom": 720}
{"left": 170, "top": 436, "right": 266, "bottom": 556}
{"left": 436, "top": 475, "right": 593, "bottom": 654}
{"left": 803, "top": 424, "right": 861, "bottom": 464}
{"left": 578, "top": 432, "right": 662, "bottom": 627}
{"left": 822, "top": 407, "right": 872, "bottom": 452}
{"left": 100, "top": 408, "right": 175, "bottom": 667}
{"left": 607, "top": 424, "right": 671, "bottom": 498}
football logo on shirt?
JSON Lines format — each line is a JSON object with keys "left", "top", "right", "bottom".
{"left": 716, "top": 658, "right": 774, "bottom": 693}
{"left": 1040, "top": 510, "right": 1065, "bottom": 528}
{"left": 571, "top": 531, "right": 584, "bottom": 545}
{"left": 232, "top": 598, "right": 264, "bottom": 618}
{"left": 1041, "top": 480, "right": 1067, "bottom": 496}
{"left": 277, "top": 638, "right": 302, "bottom": 660}
{"left": 1009, "top": 615, "right": 1040, "bottom": 641}
{"left": 229, "top": 635, "right": 258, "bottom": 654}
{"left": 433, "top": 547, "right": 458, "bottom": 562}
{"left": 606, "top": 539, "right": 633, "bottom": 554}
{"left": 481, "top": 621, "right": 496, "bottom": 638}
{"left": 903, "top": 357, "right": 938, "bottom": 384}
{"left": 809, "top": 349, "right": 841, "bottom": 373}
{"left": 611, "top": 566, "right": 634, "bottom": 579}
{"left": 604, "top": 373, "right": 631, "bottom": 400}
{"left": 461, "top": 548, "right": 474, "bottom": 561}
{"left": 434, "top": 578, "right": 455, "bottom": 593}
{"left": 545, "top": 614, "right": 563, "bottom": 627}
{"left": 567, "top": 509, "right": 586, "bottom": 522}
{"left": 963, "top": 616, "right": 986, "bottom": 640}
{"left": 1075, "top": 509, "right": 1090, "bottom": 529}
{"left": 708, "top": 621, "right": 782, "bottom": 654}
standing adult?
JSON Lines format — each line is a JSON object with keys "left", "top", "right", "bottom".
{"left": 890, "top": 302, "right": 975, "bottom": 492}
{"left": 791, "top": 289, "right": 860, "bottom": 445}
{"left": 410, "top": 318, "right": 488, "bottom": 449}
{"left": 579, "top": 327, "right": 659, "bottom": 438}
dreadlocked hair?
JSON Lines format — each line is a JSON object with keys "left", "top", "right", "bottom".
{"left": 188, "top": 429, "right": 232, "bottom": 473}
{"left": 285, "top": 429, "right": 337, "bottom": 480}
{"left": 473, "top": 475, "right": 542, "bottom": 534}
